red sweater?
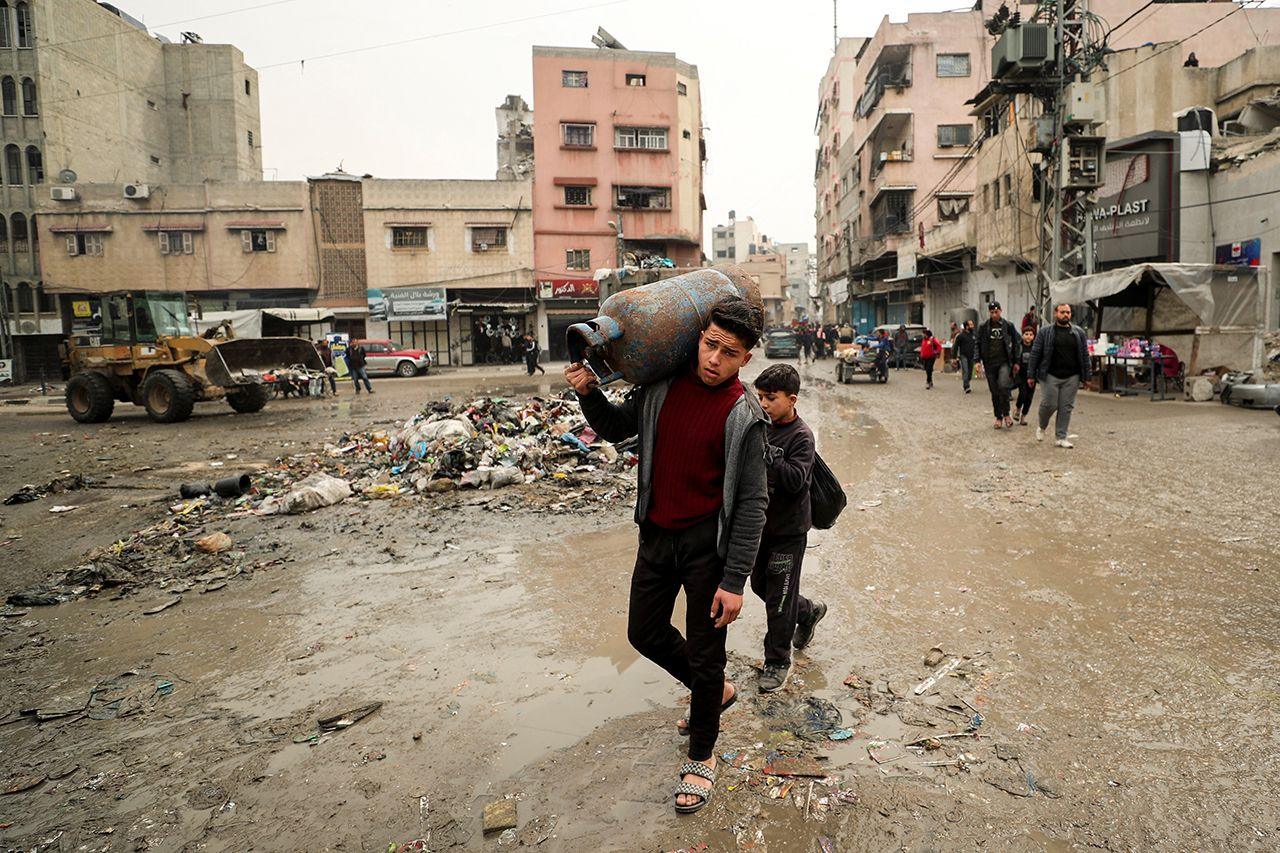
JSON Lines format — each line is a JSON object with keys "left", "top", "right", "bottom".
{"left": 646, "top": 370, "right": 744, "bottom": 530}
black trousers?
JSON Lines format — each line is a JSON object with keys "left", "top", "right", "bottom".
{"left": 1016, "top": 376, "right": 1035, "bottom": 416}
{"left": 985, "top": 362, "right": 1012, "bottom": 419}
{"left": 628, "top": 517, "right": 727, "bottom": 762}
{"left": 921, "top": 356, "right": 936, "bottom": 386}
{"left": 749, "top": 535, "right": 815, "bottom": 668}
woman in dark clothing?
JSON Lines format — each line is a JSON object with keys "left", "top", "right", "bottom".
{"left": 919, "top": 329, "right": 941, "bottom": 389}
{"left": 1015, "top": 326, "right": 1036, "bottom": 424}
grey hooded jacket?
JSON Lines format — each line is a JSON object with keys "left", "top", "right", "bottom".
{"left": 578, "top": 376, "right": 768, "bottom": 595}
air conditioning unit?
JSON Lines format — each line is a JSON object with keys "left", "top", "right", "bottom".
{"left": 123, "top": 183, "right": 150, "bottom": 199}
{"left": 992, "top": 24, "right": 1056, "bottom": 79}
{"left": 50, "top": 186, "right": 77, "bottom": 201}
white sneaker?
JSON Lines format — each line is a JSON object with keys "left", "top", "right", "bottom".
{"left": 1035, "top": 427, "right": 1044, "bottom": 442}
{"left": 1055, "top": 438, "right": 1074, "bottom": 449}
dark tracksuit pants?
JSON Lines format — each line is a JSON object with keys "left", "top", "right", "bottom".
{"left": 749, "top": 535, "right": 816, "bottom": 668}
{"left": 985, "top": 362, "right": 1012, "bottom": 419}
{"left": 1016, "top": 374, "right": 1035, "bottom": 417}
{"left": 628, "top": 516, "right": 727, "bottom": 762}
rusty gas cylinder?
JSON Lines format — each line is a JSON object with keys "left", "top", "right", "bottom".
{"left": 566, "top": 264, "right": 762, "bottom": 386}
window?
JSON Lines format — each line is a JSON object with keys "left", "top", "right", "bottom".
{"left": 561, "top": 122, "right": 595, "bottom": 147}
{"left": 983, "top": 183, "right": 989, "bottom": 210}
{"left": 615, "top": 126, "right": 668, "bottom": 150}
{"left": 1003, "top": 174, "right": 1014, "bottom": 207}
{"left": 563, "top": 185, "right": 592, "bottom": 206}
{"left": 1, "top": 77, "right": 14, "bottom": 115}
{"left": 0, "top": 214, "right": 7, "bottom": 253}
{"left": 244, "top": 79, "right": 251, "bottom": 96}
{"left": 562, "top": 70, "right": 588, "bottom": 88}
{"left": 614, "top": 185, "right": 671, "bottom": 209}
{"left": 937, "top": 197, "right": 969, "bottom": 222}
{"left": 150, "top": 155, "right": 161, "bottom": 165}
{"left": 682, "top": 129, "right": 691, "bottom": 140}
{"left": 937, "top": 124, "right": 972, "bottom": 148}
{"left": 936, "top": 53, "right": 970, "bottom": 78}
{"left": 159, "top": 231, "right": 195, "bottom": 255}
{"left": 4, "top": 144, "right": 19, "bottom": 184}
{"left": 993, "top": 180, "right": 1001, "bottom": 210}
{"left": 146, "top": 99, "right": 157, "bottom": 110}
{"left": 391, "top": 226, "right": 429, "bottom": 248}
{"left": 11, "top": 213, "right": 25, "bottom": 252}
{"left": 247, "top": 130, "right": 254, "bottom": 150}
{"left": 0, "top": 3, "right": 9, "bottom": 47}
{"left": 565, "top": 249, "right": 590, "bottom": 270}
{"left": 66, "top": 233, "right": 103, "bottom": 257}
{"left": 25, "top": 145, "right": 41, "bottom": 183}
{"left": 677, "top": 81, "right": 687, "bottom": 95}
{"left": 15, "top": 2, "right": 31, "bottom": 47}
{"left": 240, "top": 229, "right": 275, "bottom": 252}
{"left": 470, "top": 226, "right": 507, "bottom": 252}
{"left": 715, "top": 249, "right": 727, "bottom": 258}
{"left": 625, "top": 73, "right": 646, "bottom": 87}
{"left": 20, "top": 77, "right": 35, "bottom": 115}
{"left": 980, "top": 290, "right": 995, "bottom": 310}
{"left": 16, "top": 281, "right": 32, "bottom": 312}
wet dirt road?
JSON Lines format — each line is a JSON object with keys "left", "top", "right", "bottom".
{"left": 2, "top": 360, "right": 1278, "bottom": 851}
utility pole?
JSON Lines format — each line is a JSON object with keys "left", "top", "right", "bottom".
{"left": 833, "top": 0, "right": 838, "bottom": 52}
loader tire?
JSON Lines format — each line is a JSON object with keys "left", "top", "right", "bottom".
{"left": 66, "top": 372, "right": 115, "bottom": 424}
{"left": 227, "top": 383, "right": 269, "bottom": 414}
{"left": 142, "top": 369, "right": 195, "bottom": 423}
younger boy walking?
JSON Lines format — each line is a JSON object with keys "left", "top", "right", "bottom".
{"left": 751, "top": 364, "right": 828, "bottom": 693}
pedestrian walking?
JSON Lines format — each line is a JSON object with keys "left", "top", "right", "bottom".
{"left": 750, "top": 364, "right": 826, "bottom": 693}
{"left": 893, "top": 324, "right": 909, "bottom": 369}
{"left": 1021, "top": 305, "right": 1039, "bottom": 333}
{"left": 523, "top": 332, "right": 545, "bottom": 376}
{"left": 814, "top": 325, "right": 827, "bottom": 360}
{"left": 314, "top": 339, "right": 338, "bottom": 395}
{"left": 919, "top": 329, "right": 941, "bottom": 389}
{"left": 1028, "top": 302, "right": 1092, "bottom": 448}
{"left": 800, "top": 326, "right": 814, "bottom": 363}
{"left": 564, "top": 296, "right": 767, "bottom": 815}
{"left": 1015, "top": 327, "right": 1036, "bottom": 424}
{"left": 954, "top": 320, "right": 977, "bottom": 393}
{"left": 345, "top": 341, "right": 374, "bottom": 394}
{"left": 977, "top": 302, "right": 1020, "bottom": 428}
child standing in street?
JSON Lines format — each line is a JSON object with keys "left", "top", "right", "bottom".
{"left": 751, "top": 364, "right": 827, "bottom": 693}
{"left": 1015, "top": 326, "right": 1037, "bottom": 425}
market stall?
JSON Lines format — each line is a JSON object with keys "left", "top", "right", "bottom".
{"left": 1051, "top": 264, "right": 1269, "bottom": 393}
{"left": 192, "top": 307, "right": 335, "bottom": 341}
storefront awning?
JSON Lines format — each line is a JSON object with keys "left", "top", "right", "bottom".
{"left": 1050, "top": 263, "right": 1263, "bottom": 327}
{"left": 263, "top": 307, "right": 335, "bottom": 323}
{"left": 454, "top": 302, "right": 535, "bottom": 312}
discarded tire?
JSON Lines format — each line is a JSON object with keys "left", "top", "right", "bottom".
{"left": 227, "top": 383, "right": 269, "bottom": 414}
{"left": 142, "top": 369, "right": 196, "bottom": 423}
{"left": 65, "top": 372, "right": 115, "bottom": 424}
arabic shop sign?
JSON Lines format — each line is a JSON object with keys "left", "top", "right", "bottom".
{"left": 538, "top": 279, "right": 600, "bottom": 299}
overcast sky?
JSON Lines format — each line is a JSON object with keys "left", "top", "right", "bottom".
{"left": 121, "top": 0, "right": 977, "bottom": 250}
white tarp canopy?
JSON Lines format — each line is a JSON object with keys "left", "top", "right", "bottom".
{"left": 1051, "top": 263, "right": 1267, "bottom": 370}
{"left": 192, "top": 307, "right": 335, "bottom": 339}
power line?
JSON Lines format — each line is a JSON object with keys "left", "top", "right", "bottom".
{"left": 28, "top": 0, "right": 307, "bottom": 53}
{"left": 1099, "top": 1, "right": 1264, "bottom": 85}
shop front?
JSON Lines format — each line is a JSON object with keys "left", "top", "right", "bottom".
{"left": 370, "top": 286, "right": 450, "bottom": 367}
{"left": 449, "top": 287, "right": 536, "bottom": 366}
{"left": 538, "top": 277, "right": 600, "bottom": 362}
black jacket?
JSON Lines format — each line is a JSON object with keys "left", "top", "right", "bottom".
{"left": 1028, "top": 323, "right": 1093, "bottom": 382}
{"left": 976, "top": 318, "right": 1021, "bottom": 366}
{"left": 953, "top": 329, "right": 977, "bottom": 361}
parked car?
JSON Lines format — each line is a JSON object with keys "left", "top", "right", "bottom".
{"left": 763, "top": 329, "right": 800, "bottom": 359}
{"left": 874, "top": 323, "right": 928, "bottom": 368}
{"left": 352, "top": 339, "right": 432, "bottom": 377}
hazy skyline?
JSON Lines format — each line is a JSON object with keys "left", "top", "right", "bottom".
{"left": 116, "top": 0, "right": 974, "bottom": 251}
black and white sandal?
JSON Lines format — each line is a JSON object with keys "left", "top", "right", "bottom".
{"left": 675, "top": 684, "right": 736, "bottom": 736}
{"left": 674, "top": 760, "right": 717, "bottom": 814}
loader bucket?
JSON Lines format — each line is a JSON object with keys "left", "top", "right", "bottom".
{"left": 205, "top": 337, "right": 325, "bottom": 387}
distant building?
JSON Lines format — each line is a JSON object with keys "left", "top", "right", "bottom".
{"left": 735, "top": 251, "right": 788, "bottom": 327}
{"left": 496, "top": 94, "right": 533, "bottom": 181}
{"left": 531, "top": 42, "right": 705, "bottom": 355}
{"left": 2, "top": 0, "right": 262, "bottom": 381}
{"left": 773, "top": 242, "right": 811, "bottom": 319}
{"left": 711, "top": 211, "right": 771, "bottom": 263}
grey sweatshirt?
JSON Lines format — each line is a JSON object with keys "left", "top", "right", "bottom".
{"left": 578, "top": 377, "right": 769, "bottom": 595}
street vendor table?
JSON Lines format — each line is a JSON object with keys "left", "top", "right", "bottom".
{"left": 1103, "top": 355, "right": 1171, "bottom": 401}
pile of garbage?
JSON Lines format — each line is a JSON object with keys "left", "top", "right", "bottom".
{"left": 4, "top": 473, "right": 89, "bottom": 506}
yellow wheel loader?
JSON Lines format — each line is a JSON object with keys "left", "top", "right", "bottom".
{"left": 59, "top": 292, "right": 325, "bottom": 424}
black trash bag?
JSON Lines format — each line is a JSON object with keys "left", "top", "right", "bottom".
{"left": 809, "top": 453, "right": 846, "bottom": 530}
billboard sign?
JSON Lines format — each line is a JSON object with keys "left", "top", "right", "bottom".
{"left": 538, "top": 278, "right": 600, "bottom": 299}
{"left": 1215, "top": 238, "right": 1261, "bottom": 267}
{"left": 1090, "top": 134, "right": 1179, "bottom": 265}
{"left": 372, "top": 287, "right": 448, "bottom": 322}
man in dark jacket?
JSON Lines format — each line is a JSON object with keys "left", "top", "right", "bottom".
{"left": 564, "top": 296, "right": 768, "bottom": 814}
{"left": 345, "top": 341, "right": 373, "bottom": 394}
{"left": 893, "top": 325, "right": 909, "bottom": 369}
{"left": 977, "top": 302, "right": 1021, "bottom": 428}
{"left": 954, "top": 320, "right": 977, "bottom": 393}
{"left": 1028, "top": 301, "right": 1092, "bottom": 448}
{"left": 315, "top": 339, "right": 338, "bottom": 395}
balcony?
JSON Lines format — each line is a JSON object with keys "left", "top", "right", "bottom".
{"left": 857, "top": 44, "right": 911, "bottom": 118}
{"left": 868, "top": 111, "right": 913, "bottom": 179}
{"left": 871, "top": 189, "right": 914, "bottom": 239}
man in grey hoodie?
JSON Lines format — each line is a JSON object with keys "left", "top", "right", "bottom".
{"left": 564, "top": 296, "right": 768, "bottom": 815}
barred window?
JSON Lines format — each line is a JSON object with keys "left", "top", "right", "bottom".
{"left": 563, "top": 185, "right": 592, "bottom": 206}
{"left": 566, "top": 249, "right": 590, "bottom": 270}
{"left": 561, "top": 122, "right": 595, "bottom": 147}
{"left": 562, "top": 70, "right": 588, "bottom": 88}
{"left": 391, "top": 226, "right": 429, "bottom": 248}
{"left": 936, "top": 53, "right": 970, "bottom": 77}
{"left": 936, "top": 124, "right": 973, "bottom": 148}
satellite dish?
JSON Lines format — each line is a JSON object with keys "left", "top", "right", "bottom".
{"left": 59, "top": 169, "right": 77, "bottom": 183}
{"left": 591, "top": 26, "right": 627, "bottom": 50}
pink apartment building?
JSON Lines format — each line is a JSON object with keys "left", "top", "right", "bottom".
{"left": 532, "top": 45, "right": 705, "bottom": 354}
